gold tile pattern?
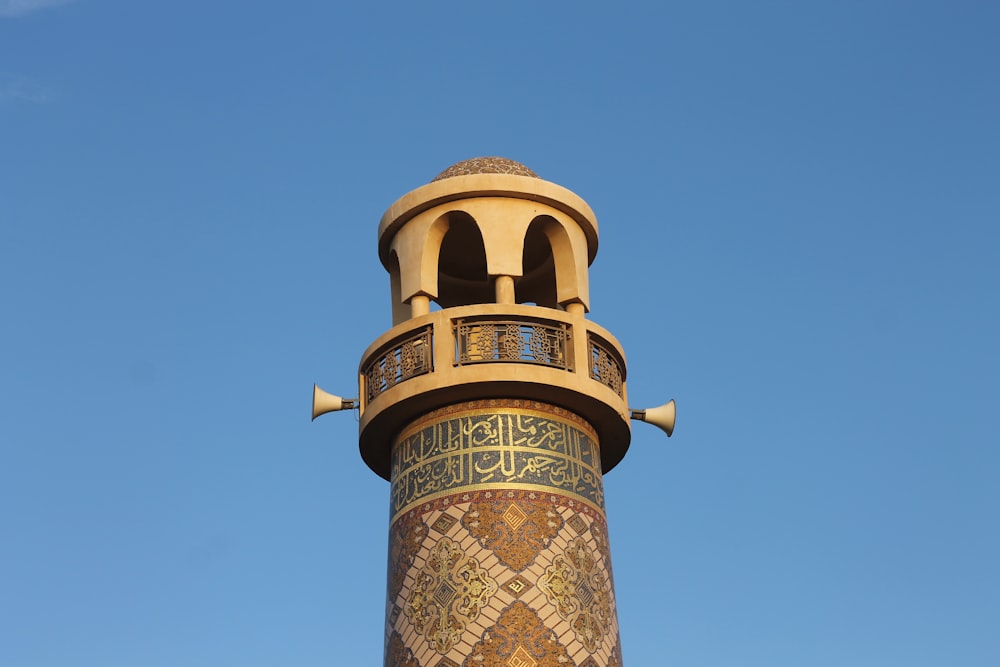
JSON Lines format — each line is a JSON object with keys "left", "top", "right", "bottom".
{"left": 538, "top": 537, "right": 613, "bottom": 652}
{"left": 405, "top": 537, "right": 499, "bottom": 653}
{"left": 462, "top": 499, "right": 563, "bottom": 571}
{"left": 384, "top": 400, "right": 623, "bottom": 666}
{"left": 465, "top": 601, "right": 571, "bottom": 667}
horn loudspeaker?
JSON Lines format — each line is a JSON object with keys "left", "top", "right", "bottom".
{"left": 639, "top": 399, "right": 676, "bottom": 437}
{"left": 312, "top": 384, "right": 347, "bottom": 421}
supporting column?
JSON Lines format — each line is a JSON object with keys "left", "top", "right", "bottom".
{"left": 384, "top": 399, "right": 624, "bottom": 667}
{"left": 410, "top": 295, "right": 431, "bottom": 317}
{"left": 495, "top": 275, "right": 516, "bottom": 305}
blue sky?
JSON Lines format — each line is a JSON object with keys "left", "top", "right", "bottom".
{"left": 2, "top": 1, "right": 998, "bottom": 665}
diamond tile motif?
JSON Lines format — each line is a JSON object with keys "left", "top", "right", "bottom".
{"left": 432, "top": 513, "right": 458, "bottom": 534}
{"left": 389, "top": 604, "right": 402, "bottom": 625}
{"left": 502, "top": 503, "right": 528, "bottom": 530}
{"left": 434, "top": 659, "right": 460, "bottom": 667}
{"left": 501, "top": 574, "right": 533, "bottom": 599}
{"left": 576, "top": 579, "right": 595, "bottom": 607}
{"left": 434, "top": 580, "right": 458, "bottom": 607}
{"left": 567, "top": 514, "right": 588, "bottom": 535}
{"left": 508, "top": 645, "right": 538, "bottom": 667}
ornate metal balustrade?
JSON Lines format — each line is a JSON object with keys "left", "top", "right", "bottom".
{"left": 364, "top": 326, "right": 433, "bottom": 402}
{"left": 453, "top": 317, "right": 571, "bottom": 370}
{"left": 588, "top": 333, "right": 624, "bottom": 397}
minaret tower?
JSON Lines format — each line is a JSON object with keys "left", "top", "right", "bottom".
{"left": 314, "top": 157, "right": 675, "bottom": 667}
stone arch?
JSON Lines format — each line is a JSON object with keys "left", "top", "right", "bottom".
{"left": 386, "top": 249, "right": 409, "bottom": 326}
{"left": 436, "top": 210, "right": 491, "bottom": 308}
{"left": 516, "top": 218, "right": 558, "bottom": 308}
{"left": 391, "top": 210, "right": 451, "bottom": 315}
{"left": 518, "top": 215, "right": 589, "bottom": 310}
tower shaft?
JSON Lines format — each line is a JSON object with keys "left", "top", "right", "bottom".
{"left": 385, "top": 399, "right": 622, "bottom": 666}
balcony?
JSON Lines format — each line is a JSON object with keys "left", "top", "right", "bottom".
{"left": 357, "top": 304, "right": 631, "bottom": 479}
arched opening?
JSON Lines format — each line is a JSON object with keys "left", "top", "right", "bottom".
{"left": 516, "top": 217, "right": 559, "bottom": 308}
{"left": 437, "top": 211, "right": 491, "bottom": 308}
{"left": 387, "top": 250, "right": 409, "bottom": 325}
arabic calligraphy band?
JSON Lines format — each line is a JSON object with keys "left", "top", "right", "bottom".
{"left": 389, "top": 399, "right": 607, "bottom": 523}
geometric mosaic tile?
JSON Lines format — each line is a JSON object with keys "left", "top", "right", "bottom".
{"left": 567, "top": 513, "right": 588, "bottom": 535}
{"left": 508, "top": 645, "right": 538, "bottom": 667}
{"left": 465, "top": 601, "right": 573, "bottom": 666}
{"left": 539, "top": 537, "right": 613, "bottom": 652}
{"left": 405, "top": 537, "right": 499, "bottom": 654}
{"left": 576, "top": 578, "right": 596, "bottom": 607}
{"left": 433, "top": 579, "right": 458, "bottom": 607}
{"left": 502, "top": 503, "right": 528, "bottom": 530}
{"left": 431, "top": 512, "right": 458, "bottom": 534}
{"left": 500, "top": 573, "right": 533, "bottom": 599}
{"left": 463, "top": 500, "right": 563, "bottom": 572}
{"left": 579, "top": 658, "right": 599, "bottom": 667}
{"left": 433, "top": 659, "right": 460, "bottom": 667}
{"left": 389, "top": 604, "right": 401, "bottom": 626}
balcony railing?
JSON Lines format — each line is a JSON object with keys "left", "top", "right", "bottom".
{"left": 454, "top": 317, "right": 571, "bottom": 370}
{"left": 588, "top": 333, "right": 624, "bottom": 398}
{"left": 361, "top": 309, "right": 627, "bottom": 410}
{"left": 363, "top": 326, "right": 433, "bottom": 402}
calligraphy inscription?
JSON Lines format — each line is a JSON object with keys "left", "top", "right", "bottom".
{"left": 391, "top": 409, "right": 604, "bottom": 519}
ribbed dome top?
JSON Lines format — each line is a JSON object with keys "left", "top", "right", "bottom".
{"left": 432, "top": 157, "right": 539, "bottom": 182}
